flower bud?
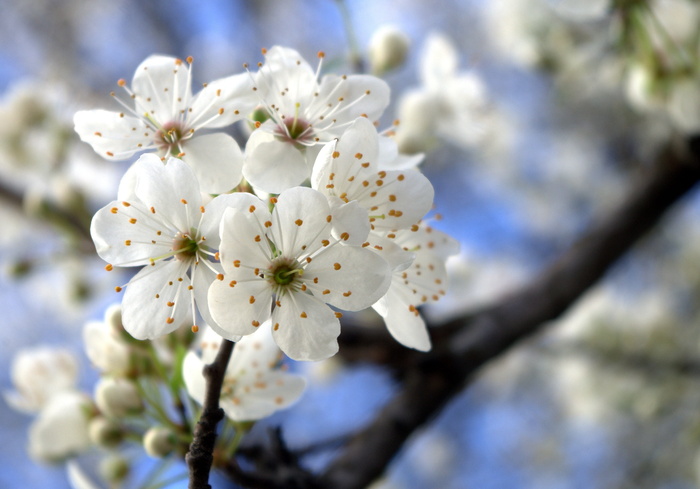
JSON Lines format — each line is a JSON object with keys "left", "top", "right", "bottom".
{"left": 95, "top": 378, "right": 143, "bottom": 418}
{"left": 624, "top": 64, "right": 663, "bottom": 113}
{"left": 99, "top": 454, "right": 130, "bottom": 485}
{"left": 104, "top": 303, "right": 124, "bottom": 334}
{"left": 88, "top": 416, "right": 124, "bottom": 448}
{"left": 143, "top": 426, "right": 177, "bottom": 458}
{"left": 83, "top": 317, "right": 132, "bottom": 376}
{"left": 668, "top": 77, "right": 700, "bottom": 135}
{"left": 369, "top": 25, "right": 410, "bottom": 75}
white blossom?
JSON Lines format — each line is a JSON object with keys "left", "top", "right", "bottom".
{"left": 90, "top": 154, "right": 242, "bottom": 339}
{"left": 394, "top": 34, "right": 498, "bottom": 153}
{"left": 311, "top": 117, "right": 435, "bottom": 241}
{"left": 372, "top": 224, "right": 459, "bottom": 351}
{"left": 4, "top": 346, "right": 79, "bottom": 414}
{"left": 242, "top": 46, "right": 390, "bottom": 193}
{"left": 29, "top": 391, "right": 93, "bottom": 463}
{"left": 208, "top": 186, "right": 391, "bottom": 360}
{"left": 183, "top": 323, "right": 306, "bottom": 421}
{"left": 74, "top": 55, "right": 257, "bottom": 194}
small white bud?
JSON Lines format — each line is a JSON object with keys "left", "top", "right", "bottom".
{"left": 94, "top": 378, "right": 143, "bottom": 418}
{"left": 104, "top": 303, "right": 124, "bottom": 334}
{"left": 625, "top": 64, "right": 663, "bottom": 113}
{"left": 668, "top": 77, "right": 700, "bottom": 135}
{"left": 99, "top": 454, "right": 130, "bottom": 485}
{"left": 143, "top": 426, "right": 177, "bottom": 458}
{"left": 88, "top": 416, "right": 124, "bottom": 448}
{"left": 369, "top": 25, "right": 410, "bottom": 75}
{"left": 83, "top": 317, "right": 132, "bottom": 376}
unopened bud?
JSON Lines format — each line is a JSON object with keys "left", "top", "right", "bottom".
{"left": 104, "top": 304, "right": 124, "bottom": 335}
{"left": 143, "top": 426, "right": 177, "bottom": 458}
{"left": 668, "top": 77, "right": 700, "bottom": 135}
{"left": 369, "top": 25, "right": 410, "bottom": 75}
{"left": 99, "top": 454, "right": 130, "bottom": 485}
{"left": 95, "top": 378, "right": 143, "bottom": 418}
{"left": 88, "top": 416, "right": 124, "bottom": 448}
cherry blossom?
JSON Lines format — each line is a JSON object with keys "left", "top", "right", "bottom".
{"left": 3, "top": 346, "right": 79, "bottom": 414}
{"left": 394, "top": 34, "right": 498, "bottom": 154}
{"left": 372, "top": 224, "right": 459, "bottom": 351}
{"left": 28, "top": 391, "right": 93, "bottom": 463}
{"left": 242, "top": 46, "right": 390, "bottom": 193}
{"left": 311, "top": 117, "right": 434, "bottom": 242}
{"left": 208, "top": 186, "right": 391, "bottom": 361}
{"left": 183, "top": 322, "right": 306, "bottom": 421}
{"left": 74, "top": 55, "right": 257, "bottom": 194}
{"left": 91, "top": 153, "right": 243, "bottom": 339}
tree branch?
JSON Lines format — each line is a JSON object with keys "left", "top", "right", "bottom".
{"left": 319, "top": 138, "right": 700, "bottom": 489}
{"left": 186, "top": 339, "right": 234, "bottom": 489}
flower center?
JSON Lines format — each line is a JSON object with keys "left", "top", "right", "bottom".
{"left": 268, "top": 258, "right": 304, "bottom": 287}
{"left": 283, "top": 117, "right": 311, "bottom": 141}
{"left": 172, "top": 233, "right": 199, "bottom": 261}
{"left": 156, "top": 121, "right": 186, "bottom": 155}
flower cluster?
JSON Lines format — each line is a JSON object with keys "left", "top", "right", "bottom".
{"left": 79, "top": 47, "right": 457, "bottom": 367}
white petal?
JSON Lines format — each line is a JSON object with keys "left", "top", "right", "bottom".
{"left": 420, "top": 34, "right": 458, "bottom": 88}
{"left": 315, "top": 75, "right": 390, "bottom": 132}
{"left": 199, "top": 191, "right": 262, "bottom": 245}
{"left": 121, "top": 259, "right": 192, "bottom": 339}
{"left": 397, "top": 225, "right": 460, "bottom": 261}
{"left": 4, "top": 347, "right": 78, "bottom": 414}
{"left": 328, "top": 197, "right": 370, "bottom": 246}
{"left": 374, "top": 282, "right": 431, "bottom": 351}
{"left": 310, "top": 140, "right": 336, "bottom": 191}
{"left": 117, "top": 160, "right": 141, "bottom": 201}
{"left": 131, "top": 55, "right": 191, "bottom": 122}
{"left": 271, "top": 292, "right": 340, "bottom": 361}
{"left": 74, "top": 110, "right": 153, "bottom": 160}
{"left": 304, "top": 245, "right": 391, "bottom": 311}
{"left": 90, "top": 199, "right": 172, "bottom": 266}
{"left": 218, "top": 202, "right": 273, "bottom": 275}
{"left": 258, "top": 47, "right": 317, "bottom": 106}
{"left": 243, "top": 134, "right": 310, "bottom": 194}
{"left": 364, "top": 169, "right": 434, "bottom": 231}
{"left": 272, "top": 187, "right": 333, "bottom": 257}
{"left": 191, "top": 262, "right": 220, "bottom": 330}
{"left": 29, "top": 392, "right": 91, "bottom": 463}
{"left": 377, "top": 135, "right": 424, "bottom": 170}
{"left": 226, "top": 321, "right": 280, "bottom": 378}
{"left": 208, "top": 278, "right": 273, "bottom": 340}
{"left": 133, "top": 155, "right": 202, "bottom": 232}
{"left": 334, "top": 117, "right": 380, "bottom": 167}
{"left": 182, "top": 351, "right": 206, "bottom": 406}
{"left": 222, "top": 371, "right": 306, "bottom": 421}
{"left": 188, "top": 73, "right": 257, "bottom": 129}
{"left": 262, "top": 46, "right": 315, "bottom": 75}
{"left": 182, "top": 133, "right": 243, "bottom": 194}
{"left": 367, "top": 234, "right": 415, "bottom": 272}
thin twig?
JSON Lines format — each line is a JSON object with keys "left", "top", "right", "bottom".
{"left": 186, "top": 339, "right": 234, "bottom": 489}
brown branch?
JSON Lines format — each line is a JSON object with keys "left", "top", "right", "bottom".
{"left": 186, "top": 339, "right": 234, "bottom": 489}
{"left": 318, "top": 138, "right": 700, "bottom": 489}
